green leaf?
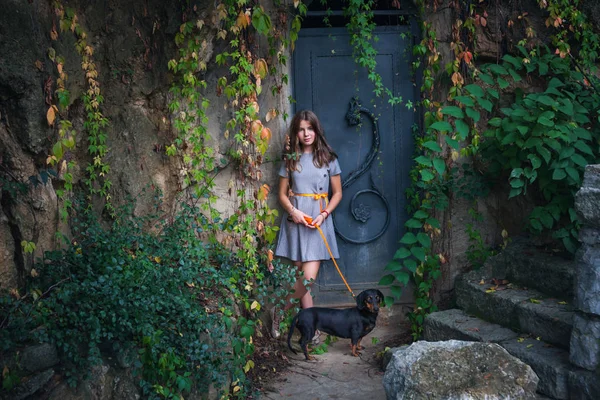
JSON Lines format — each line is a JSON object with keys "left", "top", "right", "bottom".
{"left": 510, "top": 178, "right": 524, "bottom": 188}
{"left": 429, "top": 121, "right": 454, "bottom": 132}
{"left": 414, "top": 210, "right": 429, "bottom": 219}
{"left": 454, "top": 96, "right": 475, "bottom": 107}
{"left": 488, "top": 117, "right": 502, "bottom": 127}
{"left": 417, "top": 233, "right": 431, "bottom": 248}
{"left": 489, "top": 64, "right": 508, "bottom": 75}
{"left": 565, "top": 167, "right": 580, "bottom": 183}
{"left": 394, "top": 271, "right": 410, "bottom": 286}
{"left": 415, "top": 155, "right": 432, "bottom": 166}
{"left": 571, "top": 153, "right": 588, "bottom": 167}
{"left": 559, "top": 147, "right": 575, "bottom": 160}
{"left": 478, "top": 73, "right": 495, "bottom": 85}
{"left": 465, "top": 107, "right": 481, "bottom": 122}
{"left": 379, "top": 274, "right": 395, "bottom": 285}
{"left": 422, "top": 141, "right": 442, "bottom": 152}
{"left": 537, "top": 116, "right": 554, "bottom": 127}
{"left": 536, "top": 95, "right": 556, "bottom": 106}
{"left": 420, "top": 169, "right": 435, "bottom": 182}
{"left": 528, "top": 154, "right": 542, "bottom": 169}
{"left": 454, "top": 119, "right": 469, "bottom": 140}
{"left": 477, "top": 98, "right": 493, "bottom": 112}
{"left": 444, "top": 136, "right": 459, "bottom": 150}
{"left": 411, "top": 246, "right": 426, "bottom": 262}
{"left": 536, "top": 145, "right": 551, "bottom": 164}
{"left": 404, "top": 259, "right": 418, "bottom": 273}
{"left": 426, "top": 217, "right": 440, "bottom": 229}
{"left": 548, "top": 77, "right": 564, "bottom": 88}
{"left": 405, "top": 219, "right": 423, "bottom": 229}
{"left": 441, "top": 106, "right": 464, "bottom": 118}
{"left": 52, "top": 142, "right": 63, "bottom": 160}
{"left": 497, "top": 78, "right": 509, "bottom": 89}
{"left": 400, "top": 232, "right": 418, "bottom": 245}
{"left": 574, "top": 141, "right": 594, "bottom": 155}
{"left": 508, "top": 68, "right": 522, "bottom": 82}
{"left": 394, "top": 247, "right": 412, "bottom": 259}
{"left": 487, "top": 88, "right": 499, "bottom": 99}
{"left": 552, "top": 168, "right": 567, "bottom": 180}
{"left": 433, "top": 158, "right": 446, "bottom": 175}
{"left": 539, "top": 212, "right": 554, "bottom": 229}
{"left": 502, "top": 54, "right": 522, "bottom": 68}
{"left": 465, "top": 84, "right": 485, "bottom": 98}
{"left": 385, "top": 260, "right": 404, "bottom": 272}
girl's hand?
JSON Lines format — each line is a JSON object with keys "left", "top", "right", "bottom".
{"left": 291, "top": 209, "right": 313, "bottom": 227}
{"left": 311, "top": 214, "right": 325, "bottom": 228}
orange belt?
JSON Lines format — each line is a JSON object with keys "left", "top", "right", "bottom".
{"left": 292, "top": 192, "right": 329, "bottom": 212}
{"left": 304, "top": 215, "right": 355, "bottom": 298}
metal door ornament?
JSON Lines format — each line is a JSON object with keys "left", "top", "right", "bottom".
{"left": 332, "top": 97, "right": 391, "bottom": 244}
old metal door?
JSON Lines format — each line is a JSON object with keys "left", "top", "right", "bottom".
{"left": 293, "top": 24, "right": 417, "bottom": 306}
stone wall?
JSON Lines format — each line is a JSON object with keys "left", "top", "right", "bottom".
{"left": 570, "top": 165, "right": 600, "bottom": 371}
{"left": 0, "top": 0, "right": 290, "bottom": 290}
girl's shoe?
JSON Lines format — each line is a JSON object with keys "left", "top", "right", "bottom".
{"left": 270, "top": 307, "right": 281, "bottom": 339}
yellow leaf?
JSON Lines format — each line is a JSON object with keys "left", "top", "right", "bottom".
{"left": 154, "top": 256, "right": 161, "bottom": 263}
{"left": 479, "top": 279, "right": 485, "bottom": 285}
{"left": 558, "top": 301, "right": 567, "bottom": 305}
{"left": 529, "top": 298, "right": 541, "bottom": 304}
{"left": 517, "top": 337, "right": 525, "bottom": 343}
{"left": 485, "top": 289, "right": 496, "bottom": 294}
{"left": 266, "top": 108, "right": 277, "bottom": 122}
{"left": 250, "top": 300, "right": 259, "bottom": 310}
{"left": 233, "top": 386, "right": 241, "bottom": 393}
{"left": 254, "top": 58, "right": 268, "bottom": 79}
{"left": 30, "top": 268, "right": 39, "bottom": 278}
{"left": 526, "top": 344, "right": 534, "bottom": 348}
{"left": 294, "top": 0, "right": 300, "bottom": 8}
{"left": 196, "top": 19, "right": 204, "bottom": 30}
{"left": 47, "top": 105, "right": 57, "bottom": 126}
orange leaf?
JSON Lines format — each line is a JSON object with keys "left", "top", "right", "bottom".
{"left": 480, "top": 16, "right": 487, "bottom": 27}
{"left": 46, "top": 105, "right": 57, "bottom": 126}
{"left": 260, "top": 127, "right": 272, "bottom": 141}
{"left": 251, "top": 120, "right": 263, "bottom": 134}
{"left": 236, "top": 10, "right": 249, "bottom": 29}
{"left": 257, "top": 184, "right": 270, "bottom": 201}
{"left": 463, "top": 51, "right": 473, "bottom": 64}
{"left": 267, "top": 249, "right": 274, "bottom": 263}
{"left": 34, "top": 60, "right": 43, "bottom": 71}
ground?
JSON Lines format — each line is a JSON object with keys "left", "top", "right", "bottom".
{"left": 248, "top": 307, "right": 413, "bottom": 399}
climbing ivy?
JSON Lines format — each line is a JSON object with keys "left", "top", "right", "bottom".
{"left": 381, "top": 0, "right": 599, "bottom": 339}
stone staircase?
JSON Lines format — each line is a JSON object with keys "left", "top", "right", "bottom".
{"left": 423, "top": 239, "right": 598, "bottom": 399}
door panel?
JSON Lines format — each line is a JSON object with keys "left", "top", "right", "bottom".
{"left": 293, "top": 26, "right": 416, "bottom": 305}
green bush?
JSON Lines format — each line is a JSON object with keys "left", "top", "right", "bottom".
{"left": 1, "top": 200, "right": 295, "bottom": 398}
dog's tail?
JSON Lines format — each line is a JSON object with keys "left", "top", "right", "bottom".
{"left": 287, "top": 312, "right": 299, "bottom": 355}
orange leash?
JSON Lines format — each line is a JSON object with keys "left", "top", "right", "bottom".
{"left": 304, "top": 216, "right": 355, "bottom": 298}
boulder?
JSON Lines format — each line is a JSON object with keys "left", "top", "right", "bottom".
{"left": 383, "top": 340, "right": 539, "bottom": 400}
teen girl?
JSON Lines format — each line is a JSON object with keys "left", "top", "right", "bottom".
{"left": 271, "top": 110, "right": 342, "bottom": 340}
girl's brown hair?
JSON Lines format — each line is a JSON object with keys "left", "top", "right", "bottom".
{"left": 283, "top": 110, "right": 337, "bottom": 173}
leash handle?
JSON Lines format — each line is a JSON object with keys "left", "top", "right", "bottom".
{"left": 304, "top": 216, "right": 356, "bottom": 298}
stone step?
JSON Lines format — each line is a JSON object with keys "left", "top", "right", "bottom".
{"left": 455, "top": 265, "right": 574, "bottom": 349}
{"left": 423, "top": 309, "right": 594, "bottom": 400}
{"left": 491, "top": 238, "right": 576, "bottom": 299}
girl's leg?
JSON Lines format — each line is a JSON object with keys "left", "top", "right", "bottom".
{"left": 284, "top": 260, "right": 321, "bottom": 310}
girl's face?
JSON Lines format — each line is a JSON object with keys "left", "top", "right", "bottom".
{"left": 297, "top": 119, "right": 315, "bottom": 152}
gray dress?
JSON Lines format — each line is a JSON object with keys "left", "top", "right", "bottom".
{"left": 274, "top": 152, "right": 341, "bottom": 262}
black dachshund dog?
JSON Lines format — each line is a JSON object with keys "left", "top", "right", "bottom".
{"left": 287, "top": 289, "right": 385, "bottom": 360}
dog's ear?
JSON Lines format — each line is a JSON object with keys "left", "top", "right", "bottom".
{"left": 356, "top": 290, "right": 367, "bottom": 310}
{"left": 376, "top": 290, "right": 385, "bottom": 306}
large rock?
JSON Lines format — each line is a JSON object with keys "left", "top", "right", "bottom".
{"left": 383, "top": 340, "right": 539, "bottom": 400}
{"left": 575, "top": 165, "right": 600, "bottom": 229}
{"left": 20, "top": 343, "right": 59, "bottom": 373}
